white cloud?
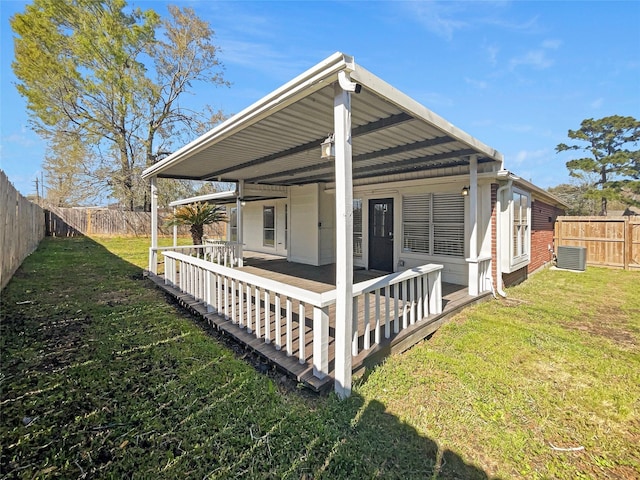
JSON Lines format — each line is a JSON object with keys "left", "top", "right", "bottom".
{"left": 403, "top": 1, "right": 468, "bottom": 40}
{"left": 219, "top": 40, "right": 315, "bottom": 80}
{"left": 509, "top": 39, "right": 562, "bottom": 71}
{"left": 542, "top": 39, "right": 562, "bottom": 50}
{"left": 486, "top": 44, "right": 499, "bottom": 67}
{"left": 513, "top": 148, "right": 549, "bottom": 166}
{"left": 509, "top": 49, "right": 553, "bottom": 70}
{"left": 465, "top": 77, "right": 488, "bottom": 89}
{"left": 505, "top": 124, "right": 534, "bottom": 133}
{"left": 590, "top": 98, "right": 604, "bottom": 109}
{"left": 417, "top": 91, "right": 454, "bottom": 108}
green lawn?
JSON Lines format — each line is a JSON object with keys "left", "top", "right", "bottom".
{"left": 1, "top": 236, "right": 638, "bottom": 479}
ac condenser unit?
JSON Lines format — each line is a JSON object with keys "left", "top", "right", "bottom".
{"left": 557, "top": 246, "right": 587, "bottom": 271}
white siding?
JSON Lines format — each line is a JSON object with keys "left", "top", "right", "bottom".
{"left": 319, "top": 190, "right": 336, "bottom": 265}
{"left": 234, "top": 199, "right": 288, "bottom": 256}
{"left": 289, "top": 184, "right": 320, "bottom": 265}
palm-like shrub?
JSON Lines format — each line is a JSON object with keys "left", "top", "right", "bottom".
{"left": 165, "top": 202, "right": 227, "bottom": 245}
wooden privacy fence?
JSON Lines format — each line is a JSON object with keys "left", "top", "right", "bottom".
{"left": 46, "top": 206, "right": 226, "bottom": 238}
{"left": 555, "top": 216, "right": 640, "bottom": 270}
{"left": 1, "top": 170, "right": 46, "bottom": 290}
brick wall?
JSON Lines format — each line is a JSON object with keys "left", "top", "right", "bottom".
{"left": 503, "top": 266, "right": 527, "bottom": 287}
{"left": 530, "top": 199, "right": 564, "bottom": 273}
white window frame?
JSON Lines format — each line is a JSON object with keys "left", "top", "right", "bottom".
{"left": 508, "top": 188, "right": 531, "bottom": 271}
{"left": 263, "top": 205, "right": 275, "bottom": 247}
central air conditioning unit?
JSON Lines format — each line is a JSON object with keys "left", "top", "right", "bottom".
{"left": 557, "top": 246, "right": 587, "bottom": 271}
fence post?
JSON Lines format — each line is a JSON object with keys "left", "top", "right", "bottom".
{"left": 625, "top": 217, "right": 630, "bottom": 271}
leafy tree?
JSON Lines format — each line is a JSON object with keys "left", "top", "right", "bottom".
{"left": 42, "top": 127, "right": 106, "bottom": 207}
{"left": 556, "top": 115, "right": 640, "bottom": 215}
{"left": 548, "top": 181, "right": 599, "bottom": 216}
{"left": 11, "top": 0, "right": 228, "bottom": 210}
{"left": 165, "top": 202, "right": 227, "bottom": 245}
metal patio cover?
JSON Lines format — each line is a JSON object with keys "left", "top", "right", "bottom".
{"left": 142, "top": 52, "right": 503, "bottom": 185}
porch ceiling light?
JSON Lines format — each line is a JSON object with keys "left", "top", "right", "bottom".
{"left": 320, "top": 133, "right": 335, "bottom": 159}
{"left": 461, "top": 186, "right": 470, "bottom": 196}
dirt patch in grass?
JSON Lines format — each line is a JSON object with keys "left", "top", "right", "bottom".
{"left": 563, "top": 304, "right": 638, "bottom": 349}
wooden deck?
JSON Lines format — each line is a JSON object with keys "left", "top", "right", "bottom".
{"left": 148, "top": 252, "right": 491, "bottom": 392}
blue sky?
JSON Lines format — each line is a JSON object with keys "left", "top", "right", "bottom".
{"left": 1, "top": 0, "right": 639, "bottom": 198}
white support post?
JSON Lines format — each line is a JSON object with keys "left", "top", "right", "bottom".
{"left": 237, "top": 180, "right": 244, "bottom": 267}
{"left": 333, "top": 77, "right": 354, "bottom": 399}
{"left": 172, "top": 207, "right": 178, "bottom": 247}
{"left": 150, "top": 176, "right": 159, "bottom": 274}
{"left": 467, "top": 155, "right": 480, "bottom": 296}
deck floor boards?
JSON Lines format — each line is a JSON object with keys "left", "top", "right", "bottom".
{"left": 149, "top": 251, "right": 491, "bottom": 391}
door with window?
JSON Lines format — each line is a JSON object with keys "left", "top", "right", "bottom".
{"left": 368, "top": 198, "right": 394, "bottom": 272}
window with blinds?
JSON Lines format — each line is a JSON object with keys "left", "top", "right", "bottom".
{"left": 433, "top": 193, "right": 465, "bottom": 257}
{"left": 353, "top": 199, "right": 363, "bottom": 258}
{"left": 402, "top": 193, "right": 464, "bottom": 257}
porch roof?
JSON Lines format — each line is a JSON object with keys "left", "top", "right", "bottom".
{"left": 142, "top": 52, "right": 503, "bottom": 186}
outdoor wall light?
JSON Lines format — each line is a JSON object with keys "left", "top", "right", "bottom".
{"left": 320, "top": 133, "right": 335, "bottom": 159}
{"left": 461, "top": 186, "right": 470, "bottom": 196}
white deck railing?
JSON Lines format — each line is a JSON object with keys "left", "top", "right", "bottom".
{"left": 153, "top": 248, "right": 443, "bottom": 389}
{"left": 149, "top": 242, "right": 243, "bottom": 274}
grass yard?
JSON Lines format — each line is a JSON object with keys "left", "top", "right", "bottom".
{"left": 1, "top": 236, "right": 638, "bottom": 479}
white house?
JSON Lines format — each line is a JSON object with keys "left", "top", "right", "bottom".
{"left": 143, "top": 52, "right": 566, "bottom": 397}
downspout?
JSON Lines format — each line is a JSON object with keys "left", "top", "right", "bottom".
{"left": 495, "top": 173, "right": 512, "bottom": 298}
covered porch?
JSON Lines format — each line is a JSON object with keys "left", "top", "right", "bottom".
{"left": 143, "top": 52, "right": 504, "bottom": 396}
{"left": 147, "top": 248, "right": 489, "bottom": 392}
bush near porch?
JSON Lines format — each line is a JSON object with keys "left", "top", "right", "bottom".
{"left": 1, "top": 236, "right": 638, "bottom": 479}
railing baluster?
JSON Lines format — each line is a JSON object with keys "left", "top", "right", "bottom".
{"left": 363, "top": 293, "right": 371, "bottom": 350}
{"left": 393, "top": 283, "right": 400, "bottom": 334}
{"left": 410, "top": 277, "right": 416, "bottom": 325}
{"left": 286, "top": 297, "right": 292, "bottom": 356}
{"left": 401, "top": 280, "right": 408, "bottom": 329}
{"left": 206, "top": 269, "right": 213, "bottom": 313}
{"left": 254, "top": 286, "right": 261, "bottom": 338}
{"left": 298, "top": 302, "right": 306, "bottom": 363}
{"left": 416, "top": 275, "right": 424, "bottom": 321}
{"left": 274, "top": 294, "right": 281, "bottom": 350}
{"left": 231, "top": 279, "right": 237, "bottom": 323}
{"left": 384, "top": 285, "right": 391, "bottom": 339}
{"left": 223, "top": 276, "right": 229, "bottom": 320}
{"left": 216, "top": 273, "right": 222, "bottom": 317}
{"left": 246, "top": 283, "right": 253, "bottom": 333}
{"left": 374, "top": 289, "right": 381, "bottom": 345}
{"left": 238, "top": 281, "right": 244, "bottom": 327}
{"left": 264, "top": 290, "right": 271, "bottom": 343}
